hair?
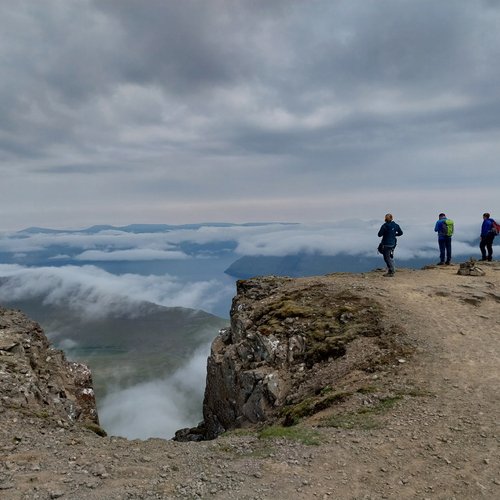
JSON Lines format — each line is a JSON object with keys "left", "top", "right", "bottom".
{"left": 439, "top": 213, "right": 446, "bottom": 218}
{"left": 483, "top": 212, "right": 490, "bottom": 218}
{"left": 384, "top": 213, "right": 393, "bottom": 222}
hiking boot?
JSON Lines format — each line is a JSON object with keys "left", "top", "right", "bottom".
{"left": 436, "top": 262, "right": 445, "bottom": 266}
{"left": 383, "top": 272, "right": 395, "bottom": 277}
{"left": 445, "top": 261, "right": 451, "bottom": 265}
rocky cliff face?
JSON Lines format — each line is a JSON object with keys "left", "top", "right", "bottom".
{"left": 196, "top": 275, "right": 411, "bottom": 439}
{"left": 0, "top": 306, "right": 99, "bottom": 428}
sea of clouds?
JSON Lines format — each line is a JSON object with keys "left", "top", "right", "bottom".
{"left": 98, "top": 343, "right": 211, "bottom": 440}
{"left": 0, "top": 263, "right": 231, "bottom": 319}
{"left": 0, "top": 220, "right": 487, "bottom": 438}
{"left": 0, "top": 219, "right": 483, "bottom": 262}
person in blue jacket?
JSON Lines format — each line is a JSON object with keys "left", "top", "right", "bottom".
{"left": 480, "top": 212, "right": 496, "bottom": 261}
{"left": 377, "top": 213, "right": 403, "bottom": 277}
{"left": 434, "top": 213, "right": 452, "bottom": 265}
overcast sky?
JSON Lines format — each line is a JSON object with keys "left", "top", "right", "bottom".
{"left": 1, "top": 0, "right": 499, "bottom": 230}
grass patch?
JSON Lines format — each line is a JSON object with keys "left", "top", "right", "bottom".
{"left": 258, "top": 425, "right": 321, "bottom": 445}
{"left": 320, "top": 395, "right": 403, "bottom": 430}
{"left": 221, "top": 428, "right": 256, "bottom": 438}
{"left": 282, "top": 390, "right": 352, "bottom": 426}
{"left": 31, "top": 409, "right": 50, "bottom": 419}
{"left": 83, "top": 422, "right": 107, "bottom": 437}
{"left": 360, "top": 395, "right": 402, "bottom": 414}
{"left": 249, "top": 286, "right": 386, "bottom": 368}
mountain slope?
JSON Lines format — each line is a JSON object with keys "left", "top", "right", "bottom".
{"left": 1, "top": 297, "right": 227, "bottom": 396}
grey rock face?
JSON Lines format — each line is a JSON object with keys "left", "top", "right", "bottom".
{"left": 0, "top": 306, "right": 99, "bottom": 426}
{"left": 200, "top": 276, "right": 393, "bottom": 439}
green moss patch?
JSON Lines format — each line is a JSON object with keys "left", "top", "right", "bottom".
{"left": 258, "top": 425, "right": 321, "bottom": 445}
{"left": 282, "top": 389, "right": 352, "bottom": 426}
{"left": 83, "top": 422, "right": 107, "bottom": 437}
{"left": 246, "top": 285, "right": 385, "bottom": 367}
{"left": 320, "top": 395, "right": 403, "bottom": 430}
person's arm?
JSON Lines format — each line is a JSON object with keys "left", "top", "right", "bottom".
{"left": 396, "top": 224, "right": 403, "bottom": 236}
{"left": 434, "top": 221, "right": 440, "bottom": 233}
{"left": 481, "top": 220, "right": 490, "bottom": 237}
{"left": 378, "top": 225, "right": 385, "bottom": 237}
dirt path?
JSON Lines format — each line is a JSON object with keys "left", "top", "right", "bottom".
{"left": 239, "top": 265, "right": 500, "bottom": 500}
{"left": 1, "top": 264, "right": 499, "bottom": 499}
{"left": 350, "top": 265, "right": 500, "bottom": 499}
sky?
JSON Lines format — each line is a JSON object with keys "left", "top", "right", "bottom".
{"left": 1, "top": 0, "right": 500, "bottom": 230}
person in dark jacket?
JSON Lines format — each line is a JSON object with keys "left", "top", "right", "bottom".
{"left": 480, "top": 212, "right": 496, "bottom": 261}
{"left": 434, "top": 213, "right": 452, "bottom": 265}
{"left": 377, "top": 213, "right": 403, "bottom": 277}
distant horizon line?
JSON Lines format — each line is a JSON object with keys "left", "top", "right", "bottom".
{"left": 14, "top": 221, "right": 300, "bottom": 234}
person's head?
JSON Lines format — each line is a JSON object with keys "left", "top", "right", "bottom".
{"left": 384, "top": 213, "right": 393, "bottom": 222}
{"left": 439, "top": 213, "right": 446, "bottom": 219}
{"left": 483, "top": 212, "right": 490, "bottom": 219}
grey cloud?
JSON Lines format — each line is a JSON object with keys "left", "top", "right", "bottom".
{"left": 35, "top": 164, "right": 127, "bottom": 175}
{"left": 74, "top": 248, "right": 188, "bottom": 261}
{"left": 0, "top": 264, "right": 231, "bottom": 316}
{"left": 0, "top": 1, "right": 499, "bottom": 228}
{"left": 98, "top": 343, "right": 211, "bottom": 439}
{"left": 0, "top": 221, "right": 482, "bottom": 262}
{"left": 94, "top": 0, "right": 254, "bottom": 93}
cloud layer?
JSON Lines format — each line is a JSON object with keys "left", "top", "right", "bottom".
{"left": 0, "top": 220, "right": 491, "bottom": 439}
{"left": 98, "top": 344, "right": 211, "bottom": 440}
{"left": 0, "top": 263, "right": 232, "bottom": 318}
{"left": 1, "top": 1, "right": 499, "bottom": 228}
{"left": 0, "top": 220, "right": 484, "bottom": 262}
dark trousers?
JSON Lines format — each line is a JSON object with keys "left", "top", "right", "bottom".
{"left": 480, "top": 234, "right": 495, "bottom": 260}
{"left": 438, "top": 236, "right": 452, "bottom": 263}
{"left": 382, "top": 246, "right": 395, "bottom": 273}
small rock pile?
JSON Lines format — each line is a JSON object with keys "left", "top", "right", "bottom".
{"left": 457, "top": 258, "right": 486, "bottom": 276}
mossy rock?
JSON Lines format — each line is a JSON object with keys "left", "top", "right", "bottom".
{"left": 83, "top": 422, "right": 107, "bottom": 437}
{"left": 281, "top": 390, "right": 352, "bottom": 425}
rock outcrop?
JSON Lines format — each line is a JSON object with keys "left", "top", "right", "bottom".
{"left": 191, "top": 275, "right": 412, "bottom": 439}
{"left": 0, "top": 307, "right": 99, "bottom": 428}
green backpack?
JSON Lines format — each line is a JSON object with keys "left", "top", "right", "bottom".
{"left": 442, "top": 219, "right": 454, "bottom": 237}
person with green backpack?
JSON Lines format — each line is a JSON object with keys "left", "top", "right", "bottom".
{"left": 434, "top": 213, "right": 454, "bottom": 265}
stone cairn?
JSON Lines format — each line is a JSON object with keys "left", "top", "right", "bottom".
{"left": 457, "top": 258, "right": 485, "bottom": 276}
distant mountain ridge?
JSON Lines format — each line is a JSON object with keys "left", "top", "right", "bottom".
{"left": 18, "top": 222, "right": 297, "bottom": 234}
{"left": 224, "top": 253, "right": 437, "bottom": 279}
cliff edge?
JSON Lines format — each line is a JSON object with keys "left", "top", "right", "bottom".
{"left": 1, "top": 264, "right": 499, "bottom": 499}
{"left": 0, "top": 307, "right": 99, "bottom": 428}
{"left": 200, "top": 275, "right": 413, "bottom": 438}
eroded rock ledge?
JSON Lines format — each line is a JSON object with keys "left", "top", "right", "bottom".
{"left": 0, "top": 307, "right": 100, "bottom": 429}
{"left": 177, "top": 275, "right": 412, "bottom": 440}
